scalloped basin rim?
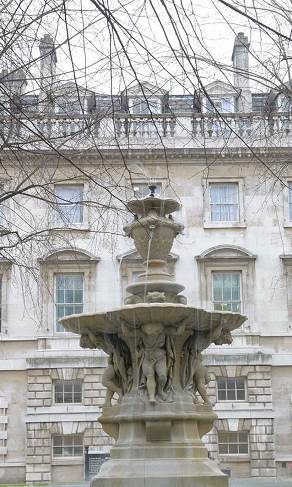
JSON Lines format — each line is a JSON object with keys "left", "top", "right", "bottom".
{"left": 60, "top": 303, "right": 247, "bottom": 335}
{"left": 127, "top": 197, "right": 180, "bottom": 215}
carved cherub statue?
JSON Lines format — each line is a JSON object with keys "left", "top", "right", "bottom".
{"left": 122, "top": 322, "right": 177, "bottom": 404}
{"left": 181, "top": 324, "right": 233, "bottom": 405}
{"left": 80, "top": 330, "right": 132, "bottom": 407}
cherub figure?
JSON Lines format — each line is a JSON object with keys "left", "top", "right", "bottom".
{"left": 181, "top": 325, "right": 232, "bottom": 405}
{"left": 80, "top": 330, "right": 132, "bottom": 407}
{"left": 122, "top": 322, "right": 177, "bottom": 404}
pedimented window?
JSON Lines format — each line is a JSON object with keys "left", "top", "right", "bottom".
{"left": 196, "top": 245, "right": 256, "bottom": 332}
{"left": 39, "top": 249, "right": 99, "bottom": 335}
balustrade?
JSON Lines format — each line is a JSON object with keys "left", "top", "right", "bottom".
{"left": 0, "top": 111, "right": 290, "bottom": 147}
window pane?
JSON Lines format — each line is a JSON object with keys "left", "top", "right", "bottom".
{"left": 210, "top": 183, "right": 239, "bottom": 222}
{"left": 218, "top": 431, "right": 248, "bottom": 456}
{"left": 227, "top": 390, "right": 236, "bottom": 400}
{"left": 229, "top": 444, "right": 238, "bottom": 454}
{"left": 73, "top": 393, "right": 82, "bottom": 403}
{"left": 133, "top": 182, "right": 162, "bottom": 198}
{"left": 213, "top": 272, "right": 241, "bottom": 313}
{"left": 53, "top": 436, "right": 62, "bottom": 446}
{"left": 218, "top": 390, "right": 226, "bottom": 401}
{"left": 54, "top": 381, "right": 83, "bottom": 404}
{"left": 53, "top": 447, "right": 63, "bottom": 456}
{"left": 219, "top": 444, "right": 228, "bottom": 454}
{"left": 237, "top": 389, "right": 245, "bottom": 401}
{"left": 55, "top": 185, "right": 84, "bottom": 225}
{"left": 55, "top": 274, "right": 84, "bottom": 331}
{"left": 55, "top": 392, "right": 63, "bottom": 403}
{"left": 238, "top": 432, "right": 248, "bottom": 442}
{"left": 239, "top": 444, "right": 248, "bottom": 454}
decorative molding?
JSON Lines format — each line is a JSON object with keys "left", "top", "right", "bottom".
{"left": 196, "top": 245, "right": 257, "bottom": 262}
{"left": 38, "top": 247, "right": 100, "bottom": 264}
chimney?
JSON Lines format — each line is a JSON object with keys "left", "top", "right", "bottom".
{"left": 39, "top": 34, "right": 57, "bottom": 109}
{"left": 0, "top": 68, "right": 27, "bottom": 112}
{"left": 232, "top": 32, "right": 251, "bottom": 112}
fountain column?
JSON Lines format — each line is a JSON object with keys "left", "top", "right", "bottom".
{"left": 61, "top": 187, "right": 247, "bottom": 487}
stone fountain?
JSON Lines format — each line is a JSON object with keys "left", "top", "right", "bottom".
{"left": 61, "top": 186, "right": 247, "bottom": 487}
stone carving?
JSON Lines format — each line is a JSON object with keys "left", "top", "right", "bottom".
{"left": 60, "top": 189, "right": 247, "bottom": 487}
{"left": 181, "top": 325, "right": 232, "bottom": 404}
{"left": 80, "top": 330, "right": 132, "bottom": 406}
{"left": 122, "top": 322, "right": 176, "bottom": 404}
{"left": 145, "top": 291, "right": 166, "bottom": 303}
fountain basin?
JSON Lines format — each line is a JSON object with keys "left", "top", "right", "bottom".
{"left": 61, "top": 303, "right": 247, "bottom": 335}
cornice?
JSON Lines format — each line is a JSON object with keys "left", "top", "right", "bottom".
{"left": 0, "top": 146, "right": 292, "bottom": 165}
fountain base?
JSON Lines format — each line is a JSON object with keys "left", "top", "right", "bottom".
{"left": 91, "top": 395, "right": 227, "bottom": 487}
{"left": 92, "top": 458, "right": 228, "bottom": 487}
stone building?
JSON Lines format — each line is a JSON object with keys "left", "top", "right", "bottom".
{"left": 0, "top": 31, "right": 292, "bottom": 483}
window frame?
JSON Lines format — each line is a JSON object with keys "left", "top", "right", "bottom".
{"left": 49, "top": 181, "right": 90, "bottom": 231}
{"left": 0, "top": 261, "right": 11, "bottom": 336}
{"left": 209, "top": 182, "right": 239, "bottom": 223}
{"left": 52, "top": 434, "right": 83, "bottom": 458}
{"left": 212, "top": 270, "right": 242, "bottom": 313}
{"left": 54, "top": 379, "right": 83, "bottom": 404}
{"left": 39, "top": 250, "right": 98, "bottom": 337}
{"left": 54, "top": 272, "right": 84, "bottom": 333}
{"left": 132, "top": 181, "right": 162, "bottom": 199}
{"left": 216, "top": 377, "right": 247, "bottom": 402}
{"left": 129, "top": 96, "right": 161, "bottom": 115}
{"left": 203, "top": 178, "right": 246, "bottom": 228}
{"left": 196, "top": 246, "right": 257, "bottom": 331}
{"left": 54, "top": 183, "right": 84, "bottom": 227}
{"left": 218, "top": 431, "right": 249, "bottom": 456}
{"left": 283, "top": 180, "right": 292, "bottom": 227}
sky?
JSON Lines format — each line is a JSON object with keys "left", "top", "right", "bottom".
{"left": 1, "top": 0, "right": 291, "bottom": 96}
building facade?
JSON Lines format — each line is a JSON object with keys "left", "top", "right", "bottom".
{"left": 0, "top": 32, "right": 292, "bottom": 483}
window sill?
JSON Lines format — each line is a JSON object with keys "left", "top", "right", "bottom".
{"left": 283, "top": 222, "right": 292, "bottom": 228}
{"left": 52, "top": 457, "right": 83, "bottom": 466}
{"left": 49, "top": 225, "right": 90, "bottom": 233}
{"left": 203, "top": 222, "right": 246, "bottom": 229}
{"left": 219, "top": 455, "right": 249, "bottom": 463}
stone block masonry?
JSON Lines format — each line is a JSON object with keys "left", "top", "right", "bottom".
{"left": 202, "top": 364, "right": 275, "bottom": 478}
{"left": 25, "top": 366, "right": 112, "bottom": 484}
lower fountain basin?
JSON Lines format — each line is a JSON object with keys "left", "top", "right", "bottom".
{"left": 60, "top": 303, "right": 247, "bottom": 335}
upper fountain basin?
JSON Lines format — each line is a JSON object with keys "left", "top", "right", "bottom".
{"left": 127, "top": 196, "right": 180, "bottom": 217}
{"left": 60, "top": 303, "right": 247, "bottom": 336}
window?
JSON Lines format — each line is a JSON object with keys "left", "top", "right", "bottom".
{"left": 218, "top": 431, "right": 249, "bottom": 455}
{"left": 288, "top": 182, "right": 292, "bottom": 220}
{"left": 53, "top": 434, "right": 83, "bottom": 457}
{"left": 209, "top": 183, "right": 239, "bottom": 222}
{"left": 54, "top": 380, "right": 82, "bottom": 403}
{"left": 55, "top": 184, "right": 83, "bottom": 225}
{"left": 55, "top": 273, "right": 84, "bottom": 332}
{"left": 212, "top": 271, "right": 241, "bottom": 312}
{"left": 130, "top": 97, "right": 161, "bottom": 114}
{"left": 0, "top": 275, "right": 2, "bottom": 332}
{"left": 217, "top": 377, "right": 246, "bottom": 401}
{"left": 205, "top": 97, "right": 234, "bottom": 113}
{"left": 56, "top": 99, "right": 82, "bottom": 114}
{"left": 133, "top": 182, "right": 162, "bottom": 199}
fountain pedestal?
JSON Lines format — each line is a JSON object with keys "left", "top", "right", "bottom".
{"left": 61, "top": 190, "right": 247, "bottom": 487}
{"left": 96, "top": 395, "right": 226, "bottom": 487}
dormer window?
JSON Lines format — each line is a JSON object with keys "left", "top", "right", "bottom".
{"left": 129, "top": 97, "right": 161, "bottom": 115}
{"left": 205, "top": 96, "right": 234, "bottom": 113}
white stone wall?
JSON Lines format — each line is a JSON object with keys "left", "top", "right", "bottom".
{"left": 0, "top": 157, "right": 292, "bottom": 481}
